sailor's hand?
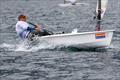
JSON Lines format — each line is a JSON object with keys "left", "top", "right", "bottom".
{"left": 35, "top": 24, "right": 41, "bottom": 32}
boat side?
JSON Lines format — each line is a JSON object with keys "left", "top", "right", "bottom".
{"left": 41, "top": 30, "right": 115, "bottom": 38}
{"left": 38, "top": 30, "right": 114, "bottom": 48}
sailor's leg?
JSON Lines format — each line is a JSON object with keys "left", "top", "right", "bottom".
{"left": 36, "top": 29, "right": 53, "bottom": 36}
{"left": 42, "top": 29, "right": 53, "bottom": 35}
{"left": 27, "top": 29, "right": 54, "bottom": 38}
{"left": 27, "top": 32, "right": 37, "bottom": 41}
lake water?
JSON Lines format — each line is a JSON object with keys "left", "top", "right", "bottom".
{"left": 0, "top": 0, "right": 120, "bottom": 80}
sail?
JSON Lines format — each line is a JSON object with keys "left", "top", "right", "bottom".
{"left": 96, "top": 0, "right": 108, "bottom": 19}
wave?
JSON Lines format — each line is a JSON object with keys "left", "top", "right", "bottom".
{"left": 0, "top": 41, "right": 119, "bottom": 52}
{"left": 0, "top": 43, "right": 16, "bottom": 51}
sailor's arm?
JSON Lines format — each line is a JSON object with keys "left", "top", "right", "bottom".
{"left": 27, "top": 24, "right": 41, "bottom": 32}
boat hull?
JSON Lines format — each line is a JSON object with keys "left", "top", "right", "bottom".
{"left": 38, "top": 30, "right": 114, "bottom": 48}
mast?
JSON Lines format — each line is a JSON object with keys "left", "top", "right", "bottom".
{"left": 96, "top": 0, "right": 101, "bottom": 31}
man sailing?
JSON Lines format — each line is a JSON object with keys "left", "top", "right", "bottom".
{"left": 15, "top": 15, "right": 52, "bottom": 40}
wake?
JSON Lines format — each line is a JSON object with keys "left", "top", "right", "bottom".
{"left": 0, "top": 40, "right": 119, "bottom": 52}
{"left": 0, "top": 40, "right": 55, "bottom": 52}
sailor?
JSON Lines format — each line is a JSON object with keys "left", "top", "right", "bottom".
{"left": 15, "top": 15, "right": 52, "bottom": 40}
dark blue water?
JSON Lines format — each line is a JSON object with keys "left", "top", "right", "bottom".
{"left": 0, "top": 0, "right": 120, "bottom": 80}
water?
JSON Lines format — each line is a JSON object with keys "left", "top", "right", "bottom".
{"left": 0, "top": 0, "right": 120, "bottom": 80}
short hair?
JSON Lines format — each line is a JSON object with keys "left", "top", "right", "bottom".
{"left": 18, "top": 15, "right": 27, "bottom": 20}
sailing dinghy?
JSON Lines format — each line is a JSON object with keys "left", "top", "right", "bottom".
{"left": 36, "top": 0, "right": 114, "bottom": 48}
{"left": 59, "top": 0, "right": 88, "bottom": 7}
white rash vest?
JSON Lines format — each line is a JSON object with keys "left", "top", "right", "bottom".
{"left": 15, "top": 21, "right": 30, "bottom": 39}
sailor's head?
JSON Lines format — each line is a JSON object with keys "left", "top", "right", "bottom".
{"left": 18, "top": 15, "right": 27, "bottom": 21}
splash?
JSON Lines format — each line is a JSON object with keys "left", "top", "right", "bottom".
{"left": 0, "top": 43, "right": 15, "bottom": 51}
{"left": 0, "top": 38, "right": 56, "bottom": 52}
{"left": 15, "top": 38, "right": 55, "bottom": 52}
{"left": 71, "top": 28, "right": 78, "bottom": 33}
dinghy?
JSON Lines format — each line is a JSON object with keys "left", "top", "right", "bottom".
{"left": 59, "top": 0, "right": 88, "bottom": 7}
{"left": 37, "top": 0, "right": 114, "bottom": 48}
